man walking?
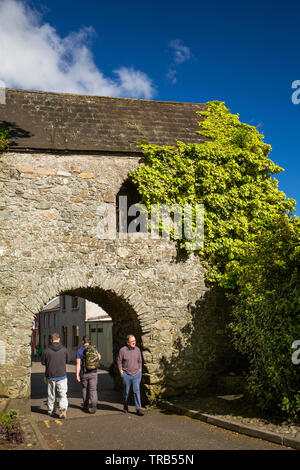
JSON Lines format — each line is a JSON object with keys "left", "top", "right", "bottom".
{"left": 41, "top": 332, "right": 69, "bottom": 419}
{"left": 117, "top": 334, "right": 144, "bottom": 416}
{"left": 76, "top": 336, "right": 101, "bottom": 414}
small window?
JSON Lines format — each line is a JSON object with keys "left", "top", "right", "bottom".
{"left": 72, "top": 296, "right": 79, "bottom": 309}
{"left": 91, "top": 328, "right": 96, "bottom": 333}
{"left": 97, "top": 328, "right": 103, "bottom": 333}
{"left": 61, "top": 295, "right": 66, "bottom": 311}
{"left": 72, "top": 325, "right": 79, "bottom": 347}
{"left": 62, "top": 326, "right": 68, "bottom": 347}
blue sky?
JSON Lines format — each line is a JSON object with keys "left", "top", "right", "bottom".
{"left": 1, "top": 0, "right": 300, "bottom": 214}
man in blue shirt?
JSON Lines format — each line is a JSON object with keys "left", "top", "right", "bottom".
{"left": 76, "top": 336, "right": 101, "bottom": 414}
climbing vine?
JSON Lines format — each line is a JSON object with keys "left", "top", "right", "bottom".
{"left": 130, "top": 101, "right": 295, "bottom": 288}
{"left": 129, "top": 101, "right": 300, "bottom": 419}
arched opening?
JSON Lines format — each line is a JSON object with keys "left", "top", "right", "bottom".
{"left": 30, "top": 285, "right": 146, "bottom": 419}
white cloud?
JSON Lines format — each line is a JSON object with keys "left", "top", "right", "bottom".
{"left": 169, "top": 39, "right": 191, "bottom": 64}
{"left": 0, "top": 0, "right": 155, "bottom": 99}
{"left": 114, "top": 67, "right": 154, "bottom": 100}
{"left": 166, "top": 39, "right": 191, "bottom": 84}
{"left": 166, "top": 68, "right": 177, "bottom": 84}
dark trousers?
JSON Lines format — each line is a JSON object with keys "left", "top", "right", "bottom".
{"left": 80, "top": 372, "right": 98, "bottom": 406}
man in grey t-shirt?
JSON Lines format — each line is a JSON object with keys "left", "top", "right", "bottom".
{"left": 117, "top": 334, "right": 144, "bottom": 416}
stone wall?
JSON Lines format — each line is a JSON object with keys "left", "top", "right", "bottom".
{"left": 0, "top": 151, "right": 236, "bottom": 403}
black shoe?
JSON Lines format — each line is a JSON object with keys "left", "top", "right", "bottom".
{"left": 123, "top": 406, "right": 128, "bottom": 413}
{"left": 90, "top": 403, "right": 97, "bottom": 414}
{"left": 136, "top": 409, "right": 144, "bottom": 416}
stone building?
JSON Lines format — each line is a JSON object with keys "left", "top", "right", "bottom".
{"left": 0, "top": 87, "right": 236, "bottom": 407}
{"left": 39, "top": 295, "right": 112, "bottom": 363}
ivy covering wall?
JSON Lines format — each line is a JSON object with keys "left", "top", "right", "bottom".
{"left": 130, "top": 101, "right": 300, "bottom": 419}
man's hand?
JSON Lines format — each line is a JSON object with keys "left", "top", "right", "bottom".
{"left": 120, "top": 369, "right": 123, "bottom": 376}
{"left": 76, "top": 374, "right": 81, "bottom": 383}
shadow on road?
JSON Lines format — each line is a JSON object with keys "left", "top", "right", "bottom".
{"left": 30, "top": 361, "right": 123, "bottom": 420}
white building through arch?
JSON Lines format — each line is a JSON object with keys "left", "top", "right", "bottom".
{"left": 38, "top": 295, "right": 113, "bottom": 367}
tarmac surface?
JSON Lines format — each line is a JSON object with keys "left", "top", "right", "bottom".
{"left": 2, "top": 362, "right": 299, "bottom": 452}
{"left": 30, "top": 362, "right": 124, "bottom": 421}
{"left": 25, "top": 362, "right": 293, "bottom": 451}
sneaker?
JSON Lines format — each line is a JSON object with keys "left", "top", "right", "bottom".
{"left": 47, "top": 410, "right": 54, "bottom": 417}
{"left": 90, "top": 403, "right": 97, "bottom": 414}
{"left": 58, "top": 408, "right": 67, "bottom": 419}
{"left": 136, "top": 409, "right": 144, "bottom": 416}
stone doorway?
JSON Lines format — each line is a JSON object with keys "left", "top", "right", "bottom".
{"left": 30, "top": 284, "right": 146, "bottom": 406}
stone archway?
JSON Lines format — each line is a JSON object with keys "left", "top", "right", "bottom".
{"left": 1, "top": 256, "right": 238, "bottom": 412}
{"left": 1, "top": 244, "right": 223, "bottom": 405}
{"left": 0, "top": 142, "right": 238, "bottom": 410}
{"left": 0, "top": 90, "right": 244, "bottom": 413}
{"left": 1, "top": 266, "right": 153, "bottom": 402}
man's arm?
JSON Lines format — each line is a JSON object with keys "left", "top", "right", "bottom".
{"left": 76, "top": 358, "right": 81, "bottom": 382}
{"left": 96, "top": 348, "right": 101, "bottom": 361}
{"left": 117, "top": 349, "right": 123, "bottom": 375}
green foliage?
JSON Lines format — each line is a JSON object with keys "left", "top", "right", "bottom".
{"left": 229, "top": 215, "right": 300, "bottom": 419}
{"left": 130, "top": 101, "right": 295, "bottom": 287}
{"left": 0, "top": 409, "right": 25, "bottom": 444}
{"left": 0, "top": 409, "right": 19, "bottom": 423}
{"left": 129, "top": 101, "right": 300, "bottom": 419}
{"left": 0, "top": 123, "right": 11, "bottom": 151}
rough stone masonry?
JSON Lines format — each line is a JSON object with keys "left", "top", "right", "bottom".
{"left": 0, "top": 88, "right": 235, "bottom": 405}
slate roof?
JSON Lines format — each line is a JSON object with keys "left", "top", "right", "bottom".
{"left": 41, "top": 296, "right": 60, "bottom": 312}
{"left": 0, "top": 88, "right": 207, "bottom": 153}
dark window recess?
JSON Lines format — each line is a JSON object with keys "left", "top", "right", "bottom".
{"left": 116, "top": 179, "right": 146, "bottom": 233}
{"left": 61, "top": 295, "right": 66, "bottom": 310}
{"left": 91, "top": 328, "right": 96, "bottom": 333}
{"left": 97, "top": 328, "right": 103, "bottom": 333}
{"left": 72, "top": 296, "right": 79, "bottom": 309}
{"left": 62, "top": 326, "right": 67, "bottom": 347}
{"left": 72, "top": 325, "right": 79, "bottom": 347}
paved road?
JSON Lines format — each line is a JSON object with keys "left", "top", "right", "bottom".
{"left": 31, "top": 362, "right": 288, "bottom": 451}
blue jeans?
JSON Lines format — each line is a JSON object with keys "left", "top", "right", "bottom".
{"left": 121, "top": 371, "right": 142, "bottom": 410}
